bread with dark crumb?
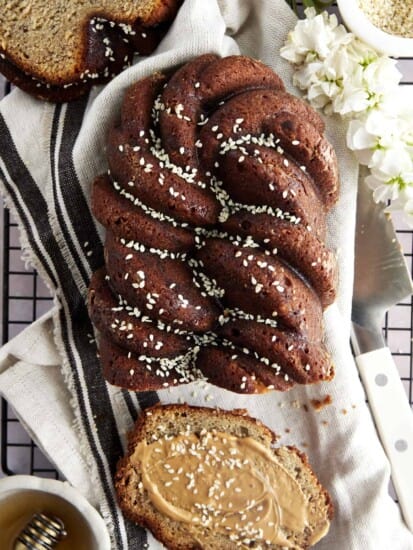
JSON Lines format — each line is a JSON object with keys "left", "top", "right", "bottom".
{"left": 115, "top": 404, "right": 334, "bottom": 550}
{"left": 0, "top": 0, "right": 181, "bottom": 102}
{"left": 89, "top": 54, "right": 339, "bottom": 394}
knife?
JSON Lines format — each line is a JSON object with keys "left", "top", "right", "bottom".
{"left": 351, "top": 173, "right": 413, "bottom": 532}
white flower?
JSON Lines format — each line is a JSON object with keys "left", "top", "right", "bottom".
{"left": 280, "top": 8, "right": 352, "bottom": 65}
{"left": 370, "top": 144, "right": 412, "bottom": 173}
{"left": 332, "top": 55, "right": 400, "bottom": 116}
{"left": 386, "top": 195, "right": 413, "bottom": 227}
{"left": 294, "top": 47, "right": 360, "bottom": 114}
{"left": 347, "top": 111, "right": 390, "bottom": 154}
{"left": 346, "top": 39, "right": 377, "bottom": 65}
{"left": 364, "top": 109, "right": 400, "bottom": 139}
{"left": 332, "top": 65, "right": 369, "bottom": 116}
{"left": 347, "top": 119, "right": 377, "bottom": 165}
{"left": 292, "top": 61, "right": 323, "bottom": 91}
{"left": 362, "top": 56, "right": 401, "bottom": 97}
{"left": 281, "top": 8, "right": 413, "bottom": 218}
{"left": 365, "top": 152, "right": 413, "bottom": 202}
{"left": 380, "top": 89, "right": 413, "bottom": 146}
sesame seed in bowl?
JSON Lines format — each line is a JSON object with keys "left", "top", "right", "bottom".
{"left": 359, "top": 0, "right": 413, "bottom": 38}
{"left": 337, "top": 0, "right": 413, "bottom": 57}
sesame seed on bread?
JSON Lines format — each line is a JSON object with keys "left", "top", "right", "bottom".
{"left": 0, "top": 0, "right": 181, "bottom": 102}
{"left": 115, "top": 404, "right": 334, "bottom": 549}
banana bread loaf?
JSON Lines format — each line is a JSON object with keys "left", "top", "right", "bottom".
{"left": 88, "top": 54, "right": 339, "bottom": 393}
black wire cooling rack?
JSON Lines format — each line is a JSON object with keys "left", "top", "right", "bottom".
{"left": 1, "top": 2, "right": 412, "bottom": 482}
{"left": 1, "top": 208, "right": 58, "bottom": 478}
{"left": 0, "top": 79, "right": 58, "bottom": 478}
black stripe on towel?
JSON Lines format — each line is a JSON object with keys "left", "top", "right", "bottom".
{"left": 137, "top": 391, "right": 160, "bottom": 411}
{"left": 58, "top": 308, "right": 128, "bottom": 545}
{"left": 51, "top": 103, "right": 148, "bottom": 549}
{"left": 49, "top": 105, "right": 142, "bottom": 548}
{"left": 122, "top": 390, "right": 139, "bottom": 423}
{"left": 53, "top": 100, "right": 104, "bottom": 275}
{"left": 56, "top": 100, "right": 161, "bottom": 433}
{"left": 0, "top": 110, "right": 137, "bottom": 548}
{"left": 0, "top": 115, "right": 59, "bottom": 288}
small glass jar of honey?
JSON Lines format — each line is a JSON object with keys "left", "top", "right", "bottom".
{"left": 0, "top": 476, "right": 110, "bottom": 550}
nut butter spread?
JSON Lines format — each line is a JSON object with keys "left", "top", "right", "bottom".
{"left": 135, "top": 430, "right": 329, "bottom": 547}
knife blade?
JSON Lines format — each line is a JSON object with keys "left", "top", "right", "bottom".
{"left": 351, "top": 173, "right": 413, "bottom": 532}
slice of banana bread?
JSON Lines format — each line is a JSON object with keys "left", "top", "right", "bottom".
{"left": 0, "top": 0, "right": 181, "bottom": 101}
{"left": 115, "top": 404, "right": 333, "bottom": 550}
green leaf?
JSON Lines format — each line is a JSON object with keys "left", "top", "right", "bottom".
{"left": 285, "top": 0, "right": 334, "bottom": 15}
{"left": 302, "top": 0, "right": 334, "bottom": 12}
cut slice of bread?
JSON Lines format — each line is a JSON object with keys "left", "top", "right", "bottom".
{"left": 115, "top": 404, "right": 333, "bottom": 549}
{"left": 0, "top": 0, "right": 181, "bottom": 101}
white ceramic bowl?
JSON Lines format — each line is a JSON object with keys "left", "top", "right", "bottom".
{"left": 337, "top": 0, "right": 413, "bottom": 57}
{"left": 0, "top": 475, "right": 111, "bottom": 549}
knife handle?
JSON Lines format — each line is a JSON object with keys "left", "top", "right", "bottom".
{"left": 356, "top": 347, "right": 413, "bottom": 532}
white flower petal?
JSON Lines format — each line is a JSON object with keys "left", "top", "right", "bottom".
{"left": 372, "top": 183, "right": 398, "bottom": 203}
{"left": 347, "top": 120, "right": 376, "bottom": 150}
{"left": 387, "top": 198, "right": 413, "bottom": 228}
{"left": 372, "top": 148, "right": 413, "bottom": 176}
{"left": 364, "top": 109, "right": 397, "bottom": 137}
{"left": 363, "top": 57, "right": 402, "bottom": 94}
{"left": 354, "top": 148, "right": 375, "bottom": 166}
{"left": 280, "top": 8, "right": 354, "bottom": 65}
{"left": 334, "top": 87, "right": 368, "bottom": 116}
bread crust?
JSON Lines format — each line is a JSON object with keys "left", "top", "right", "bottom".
{"left": 0, "top": 1, "right": 181, "bottom": 102}
{"left": 88, "top": 268, "right": 190, "bottom": 358}
{"left": 99, "top": 338, "right": 184, "bottom": 391}
{"left": 222, "top": 212, "right": 337, "bottom": 308}
{"left": 115, "top": 404, "right": 334, "bottom": 550}
{"left": 92, "top": 174, "right": 195, "bottom": 252}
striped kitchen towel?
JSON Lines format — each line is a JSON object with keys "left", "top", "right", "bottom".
{"left": 1, "top": 0, "right": 413, "bottom": 549}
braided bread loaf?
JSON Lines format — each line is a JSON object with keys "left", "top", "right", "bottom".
{"left": 88, "top": 54, "right": 339, "bottom": 394}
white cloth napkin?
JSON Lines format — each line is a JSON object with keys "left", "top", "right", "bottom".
{"left": 0, "top": 0, "right": 412, "bottom": 548}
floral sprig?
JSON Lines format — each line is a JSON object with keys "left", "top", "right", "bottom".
{"left": 281, "top": 8, "right": 413, "bottom": 225}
